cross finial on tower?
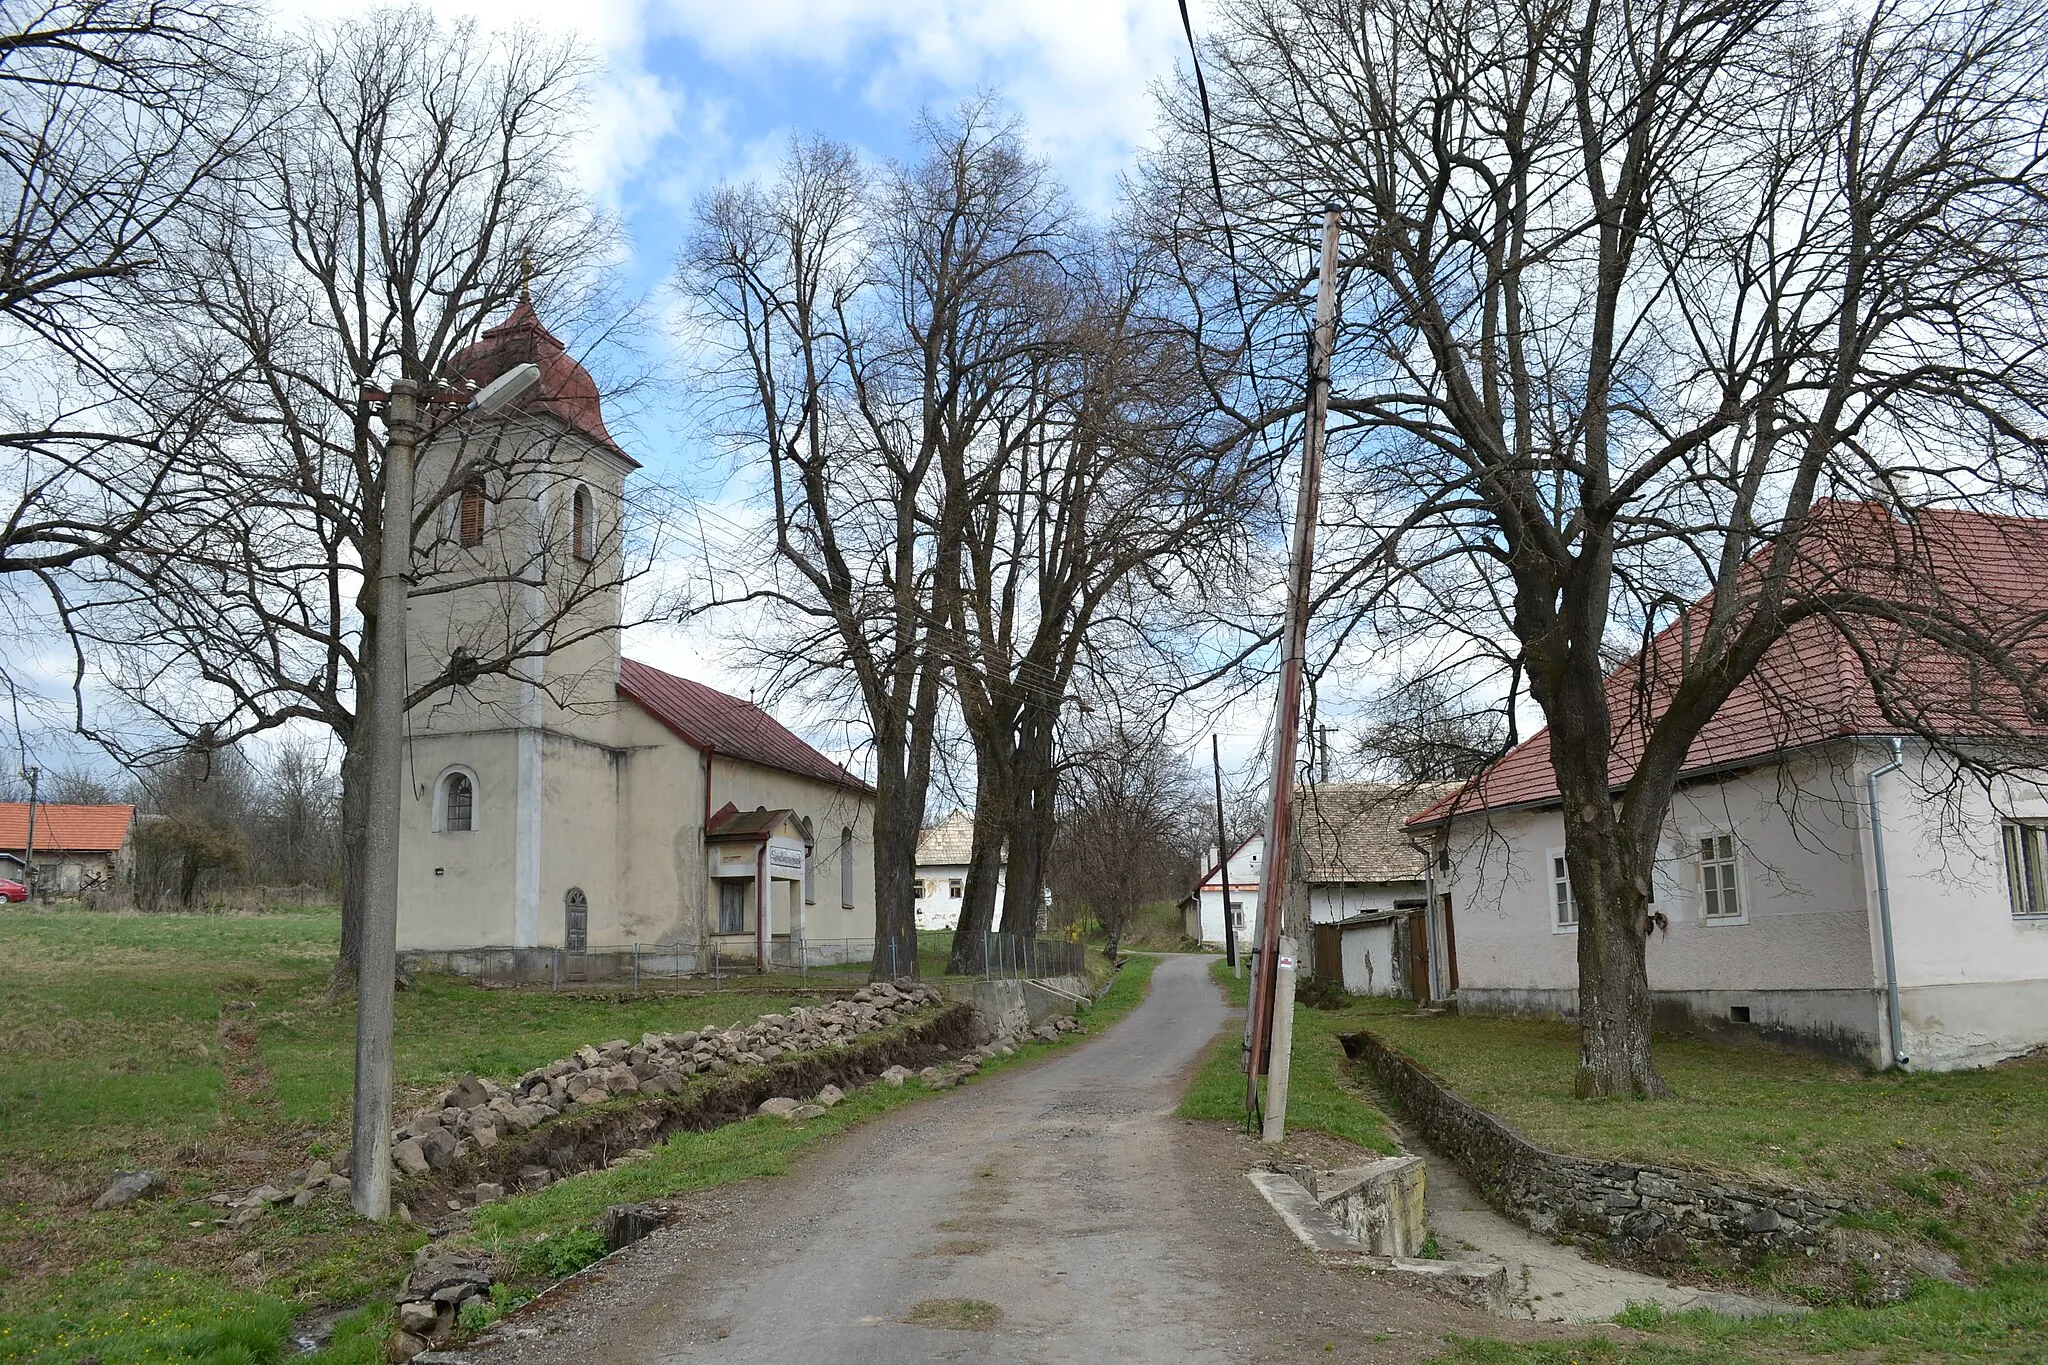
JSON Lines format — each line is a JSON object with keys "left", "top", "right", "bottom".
{"left": 518, "top": 249, "right": 534, "bottom": 303}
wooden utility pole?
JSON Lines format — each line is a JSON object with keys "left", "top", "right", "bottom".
{"left": 1212, "top": 734, "right": 1237, "bottom": 972}
{"left": 1245, "top": 208, "right": 1340, "bottom": 1138}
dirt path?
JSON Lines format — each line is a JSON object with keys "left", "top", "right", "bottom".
{"left": 462, "top": 955, "right": 1556, "bottom": 1364}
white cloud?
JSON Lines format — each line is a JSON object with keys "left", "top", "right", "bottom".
{"left": 650, "top": 0, "right": 1186, "bottom": 206}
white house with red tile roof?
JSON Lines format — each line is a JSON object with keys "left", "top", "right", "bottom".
{"left": 1406, "top": 507, "right": 2048, "bottom": 1071}
{"left": 393, "top": 300, "right": 876, "bottom": 969}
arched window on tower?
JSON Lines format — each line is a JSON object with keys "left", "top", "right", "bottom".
{"left": 458, "top": 477, "right": 487, "bottom": 548}
{"left": 572, "top": 485, "right": 593, "bottom": 561}
{"left": 440, "top": 770, "right": 474, "bottom": 832}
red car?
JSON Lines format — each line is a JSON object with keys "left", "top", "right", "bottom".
{"left": 0, "top": 879, "right": 27, "bottom": 903}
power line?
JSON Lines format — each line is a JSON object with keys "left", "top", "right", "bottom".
{"left": 1175, "top": 0, "right": 1264, "bottom": 404}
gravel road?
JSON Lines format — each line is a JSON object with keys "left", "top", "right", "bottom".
{"left": 459, "top": 954, "right": 1548, "bottom": 1364}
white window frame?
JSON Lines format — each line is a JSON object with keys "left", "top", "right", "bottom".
{"left": 1693, "top": 829, "right": 1748, "bottom": 925}
{"left": 1546, "top": 847, "right": 1578, "bottom": 932}
{"left": 2002, "top": 819, "right": 2048, "bottom": 919}
{"left": 432, "top": 765, "right": 481, "bottom": 833}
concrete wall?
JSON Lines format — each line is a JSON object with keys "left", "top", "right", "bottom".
{"left": 1438, "top": 740, "right": 2048, "bottom": 1069}
{"left": 1339, "top": 920, "right": 1402, "bottom": 996}
{"left": 1883, "top": 752, "right": 2048, "bottom": 1068}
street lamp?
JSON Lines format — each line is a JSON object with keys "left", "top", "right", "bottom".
{"left": 351, "top": 361, "right": 539, "bottom": 1221}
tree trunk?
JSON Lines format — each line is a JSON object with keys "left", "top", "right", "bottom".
{"left": 946, "top": 748, "right": 1011, "bottom": 974}
{"left": 870, "top": 761, "right": 922, "bottom": 980}
{"left": 1553, "top": 740, "right": 1671, "bottom": 1098}
{"left": 998, "top": 712, "right": 1056, "bottom": 936}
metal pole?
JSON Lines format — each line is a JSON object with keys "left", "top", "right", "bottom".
{"left": 1246, "top": 208, "right": 1341, "bottom": 1125}
{"left": 351, "top": 376, "right": 419, "bottom": 1222}
{"left": 1212, "top": 736, "right": 1237, "bottom": 972}
{"left": 634, "top": 943, "right": 640, "bottom": 994}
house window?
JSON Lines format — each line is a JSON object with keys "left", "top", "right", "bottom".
{"left": 840, "top": 826, "right": 855, "bottom": 908}
{"left": 458, "top": 478, "right": 486, "bottom": 547}
{"left": 1548, "top": 849, "right": 1578, "bottom": 930}
{"left": 572, "top": 486, "right": 593, "bottom": 561}
{"left": 1699, "top": 833, "right": 1743, "bottom": 921}
{"left": 1229, "top": 901, "right": 1246, "bottom": 933}
{"left": 2002, "top": 820, "right": 2048, "bottom": 918}
{"left": 948, "top": 878, "right": 963, "bottom": 899}
{"left": 719, "top": 880, "right": 746, "bottom": 934}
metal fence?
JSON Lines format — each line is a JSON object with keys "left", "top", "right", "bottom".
{"left": 403, "top": 931, "right": 1086, "bottom": 992}
{"left": 945, "top": 932, "right": 1086, "bottom": 980}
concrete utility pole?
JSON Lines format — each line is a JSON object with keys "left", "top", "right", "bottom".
{"left": 1212, "top": 734, "right": 1237, "bottom": 972}
{"left": 352, "top": 376, "right": 419, "bottom": 1222}
{"left": 20, "top": 766, "right": 37, "bottom": 898}
{"left": 1245, "top": 208, "right": 1341, "bottom": 1140}
{"left": 350, "top": 360, "right": 536, "bottom": 1221}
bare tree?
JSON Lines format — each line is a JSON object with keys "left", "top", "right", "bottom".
{"left": 939, "top": 224, "right": 1267, "bottom": 970}
{"left": 0, "top": 0, "right": 264, "bottom": 764}
{"left": 1047, "top": 717, "right": 1204, "bottom": 961}
{"left": 63, "top": 10, "right": 643, "bottom": 985}
{"left": 683, "top": 109, "right": 1079, "bottom": 977}
{"left": 1170, "top": 0, "right": 2048, "bottom": 1094}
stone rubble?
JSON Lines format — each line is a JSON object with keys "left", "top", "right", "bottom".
{"left": 207, "top": 981, "right": 950, "bottom": 1228}
{"left": 195, "top": 974, "right": 1089, "bottom": 1340}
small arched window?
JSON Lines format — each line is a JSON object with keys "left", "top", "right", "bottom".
{"left": 458, "top": 477, "right": 487, "bottom": 548}
{"left": 572, "top": 485, "right": 593, "bottom": 561}
{"left": 443, "top": 772, "right": 473, "bottom": 831}
{"left": 436, "top": 768, "right": 477, "bottom": 833}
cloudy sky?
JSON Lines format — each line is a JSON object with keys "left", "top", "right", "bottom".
{"left": 281, "top": 0, "right": 1240, "bottom": 769}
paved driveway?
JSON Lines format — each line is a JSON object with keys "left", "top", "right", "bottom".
{"left": 462, "top": 954, "right": 1531, "bottom": 1364}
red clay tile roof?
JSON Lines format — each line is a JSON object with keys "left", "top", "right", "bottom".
{"left": 1409, "top": 503, "right": 2048, "bottom": 828}
{"left": 445, "top": 299, "right": 637, "bottom": 464}
{"left": 618, "top": 659, "right": 872, "bottom": 794}
{"left": 0, "top": 803, "right": 134, "bottom": 853}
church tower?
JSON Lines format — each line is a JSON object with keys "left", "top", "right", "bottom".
{"left": 397, "top": 298, "right": 640, "bottom": 952}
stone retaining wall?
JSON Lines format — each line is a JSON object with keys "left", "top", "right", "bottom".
{"left": 1341, "top": 1029, "right": 1846, "bottom": 1267}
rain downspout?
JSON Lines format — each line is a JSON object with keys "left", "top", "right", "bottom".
{"left": 1867, "top": 738, "right": 1909, "bottom": 1068}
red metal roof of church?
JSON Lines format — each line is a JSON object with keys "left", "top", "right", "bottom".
{"left": 445, "top": 298, "right": 636, "bottom": 464}
{"left": 618, "top": 659, "right": 872, "bottom": 794}
{"left": 1409, "top": 504, "right": 2048, "bottom": 829}
{"left": 0, "top": 803, "right": 134, "bottom": 853}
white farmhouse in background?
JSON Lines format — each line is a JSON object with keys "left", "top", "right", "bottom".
{"left": 1182, "top": 834, "right": 1263, "bottom": 950}
{"left": 1295, "top": 781, "right": 1459, "bottom": 998}
{"left": 913, "top": 809, "right": 1003, "bottom": 931}
{"left": 1408, "top": 504, "right": 2048, "bottom": 1071}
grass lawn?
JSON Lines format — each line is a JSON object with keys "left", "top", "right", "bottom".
{"left": 1428, "top": 1266, "right": 2048, "bottom": 1364}
{"left": 1358, "top": 1006, "right": 2048, "bottom": 1275}
{"left": 0, "top": 905, "right": 840, "bottom": 1364}
{"left": 1334, "top": 1005, "right": 2048, "bottom": 1362}
{"left": 0, "top": 906, "right": 1155, "bottom": 1364}
{"left": 1178, "top": 959, "right": 1396, "bottom": 1154}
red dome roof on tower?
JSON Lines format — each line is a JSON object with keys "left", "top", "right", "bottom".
{"left": 445, "top": 297, "right": 633, "bottom": 462}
